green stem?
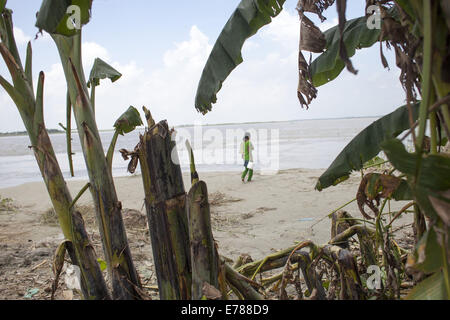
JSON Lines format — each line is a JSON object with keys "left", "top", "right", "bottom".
{"left": 106, "top": 130, "right": 119, "bottom": 173}
{"left": 185, "top": 140, "right": 199, "bottom": 185}
{"left": 310, "top": 198, "right": 357, "bottom": 229}
{"left": 416, "top": 0, "right": 433, "bottom": 153}
{"left": 66, "top": 90, "right": 74, "bottom": 177}
{"left": 90, "top": 84, "right": 96, "bottom": 117}
{"left": 442, "top": 237, "right": 450, "bottom": 299}
{"left": 0, "top": 9, "right": 109, "bottom": 300}
{"left": 441, "top": 106, "right": 450, "bottom": 135}
{"left": 251, "top": 257, "right": 269, "bottom": 281}
{"left": 363, "top": 160, "right": 389, "bottom": 170}
{"left": 52, "top": 32, "right": 142, "bottom": 300}
{"left": 69, "top": 183, "right": 91, "bottom": 210}
{"left": 429, "top": 111, "right": 438, "bottom": 154}
{"left": 375, "top": 198, "right": 389, "bottom": 262}
{"left": 432, "top": 77, "right": 450, "bottom": 136}
{"left": 340, "top": 217, "right": 376, "bottom": 226}
{"left": 327, "top": 198, "right": 357, "bottom": 218}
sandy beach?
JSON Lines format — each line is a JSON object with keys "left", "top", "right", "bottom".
{"left": 0, "top": 168, "right": 412, "bottom": 299}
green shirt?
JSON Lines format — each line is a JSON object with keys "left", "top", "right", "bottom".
{"left": 244, "top": 141, "right": 250, "bottom": 161}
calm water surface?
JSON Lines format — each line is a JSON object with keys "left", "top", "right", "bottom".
{"left": 0, "top": 117, "right": 380, "bottom": 188}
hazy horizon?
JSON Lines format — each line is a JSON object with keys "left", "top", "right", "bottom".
{"left": 0, "top": 114, "right": 383, "bottom": 135}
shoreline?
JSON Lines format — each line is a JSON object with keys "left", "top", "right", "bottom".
{"left": 0, "top": 167, "right": 329, "bottom": 190}
{"left": 0, "top": 168, "right": 411, "bottom": 252}
{"left": 0, "top": 115, "right": 381, "bottom": 137}
{"left": 0, "top": 167, "right": 413, "bottom": 300}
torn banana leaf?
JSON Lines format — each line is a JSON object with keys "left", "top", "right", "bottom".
{"left": 35, "top": 0, "right": 92, "bottom": 36}
{"left": 195, "top": 0, "right": 285, "bottom": 114}
{"left": 316, "top": 103, "right": 419, "bottom": 191}
{"left": 114, "top": 106, "right": 143, "bottom": 136}
{"left": 88, "top": 58, "right": 122, "bottom": 88}
{"left": 382, "top": 138, "right": 450, "bottom": 222}
{"left": 310, "top": 15, "right": 381, "bottom": 87}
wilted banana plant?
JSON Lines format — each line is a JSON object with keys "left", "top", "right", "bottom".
{"left": 0, "top": 4, "right": 109, "bottom": 300}
{"left": 35, "top": 0, "right": 144, "bottom": 299}
{"left": 195, "top": 0, "right": 449, "bottom": 299}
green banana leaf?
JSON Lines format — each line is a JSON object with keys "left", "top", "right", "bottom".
{"left": 406, "top": 271, "right": 447, "bottom": 300}
{"left": 395, "top": 0, "right": 416, "bottom": 20}
{"left": 382, "top": 139, "right": 450, "bottom": 300}
{"left": 88, "top": 58, "right": 122, "bottom": 88}
{"left": 381, "top": 139, "right": 450, "bottom": 193}
{"left": 0, "top": 0, "right": 6, "bottom": 13}
{"left": 310, "top": 15, "right": 381, "bottom": 87}
{"left": 381, "top": 138, "right": 450, "bottom": 220}
{"left": 114, "top": 106, "right": 143, "bottom": 136}
{"left": 316, "top": 103, "right": 420, "bottom": 191}
{"left": 195, "top": 0, "right": 285, "bottom": 114}
{"left": 415, "top": 228, "right": 444, "bottom": 274}
{"left": 35, "top": 0, "right": 92, "bottom": 36}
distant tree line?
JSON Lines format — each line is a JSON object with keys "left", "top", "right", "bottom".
{"left": 0, "top": 129, "right": 64, "bottom": 137}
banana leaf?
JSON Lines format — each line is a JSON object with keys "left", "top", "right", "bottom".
{"left": 381, "top": 139, "right": 450, "bottom": 193}
{"left": 406, "top": 271, "right": 447, "bottom": 300}
{"left": 0, "top": 0, "right": 6, "bottom": 13}
{"left": 310, "top": 15, "right": 381, "bottom": 87}
{"left": 114, "top": 106, "right": 143, "bottom": 136}
{"left": 316, "top": 103, "right": 420, "bottom": 191}
{"left": 415, "top": 228, "right": 443, "bottom": 274}
{"left": 35, "top": 0, "right": 92, "bottom": 36}
{"left": 381, "top": 138, "right": 450, "bottom": 221}
{"left": 382, "top": 139, "right": 450, "bottom": 300}
{"left": 195, "top": 0, "right": 285, "bottom": 114}
{"left": 88, "top": 58, "right": 122, "bottom": 88}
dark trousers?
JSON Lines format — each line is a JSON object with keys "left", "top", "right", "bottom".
{"left": 242, "top": 160, "right": 253, "bottom": 181}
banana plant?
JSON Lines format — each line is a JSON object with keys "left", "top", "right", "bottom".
{"left": 106, "top": 106, "right": 143, "bottom": 172}
{"left": 0, "top": 4, "right": 109, "bottom": 300}
{"left": 87, "top": 57, "right": 122, "bottom": 116}
{"left": 36, "top": 0, "right": 143, "bottom": 299}
{"left": 316, "top": 102, "right": 420, "bottom": 191}
{"left": 62, "top": 58, "right": 123, "bottom": 177}
{"left": 195, "top": 0, "right": 286, "bottom": 114}
{"left": 195, "top": 0, "right": 449, "bottom": 299}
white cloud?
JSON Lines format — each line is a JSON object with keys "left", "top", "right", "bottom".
{"left": 0, "top": 20, "right": 406, "bottom": 134}
{"left": 319, "top": 17, "right": 339, "bottom": 32}
{"left": 13, "top": 27, "right": 31, "bottom": 46}
{"left": 82, "top": 41, "right": 111, "bottom": 70}
{"left": 260, "top": 10, "right": 299, "bottom": 49}
{"left": 163, "top": 26, "right": 212, "bottom": 69}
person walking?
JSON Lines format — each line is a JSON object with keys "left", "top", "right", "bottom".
{"left": 240, "top": 133, "right": 254, "bottom": 182}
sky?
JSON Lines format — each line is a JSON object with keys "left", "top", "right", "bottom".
{"left": 0, "top": 0, "right": 406, "bottom": 132}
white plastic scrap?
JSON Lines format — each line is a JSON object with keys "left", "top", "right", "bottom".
{"left": 64, "top": 264, "right": 81, "bottom": 291}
